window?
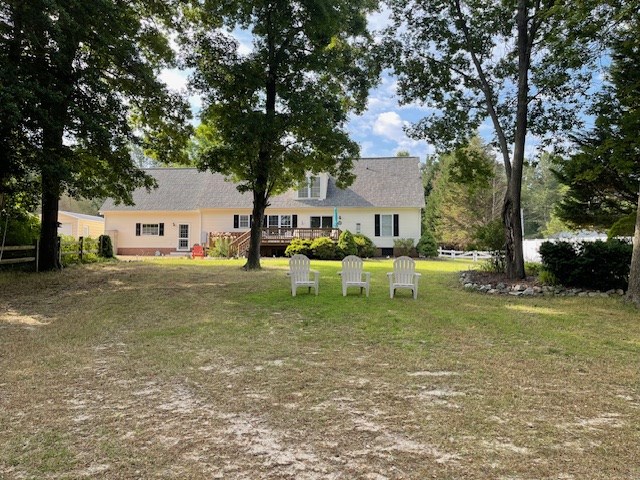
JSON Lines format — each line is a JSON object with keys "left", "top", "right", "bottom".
{"left": 374, "top": 214, "right": 399, "bottom": 237}
{"left": 356, "top": 223, "right": 361, "bottom": 233}
{"left": 136, "top": 222, "right": 164, "bottom": 236}
{"left": 142, "top": 224, "right": 160, "bottom": 235}
{"left": 298, "top": 176, "right": 321, "bottom": 198}
{"left": 83, "top": 225, "right": 89, "bottom": 237}
{"left": 262, "top": 214, "right": 297, "bottom": 229}
{"left": 280, "top": 215, "right": 292, "bottom": 228}
{"left": 380, "top": 215, "right": 393, "bottom": 236}
{"left": 233, "top": 215, "right": 251, "bottom": 229}
{"left": 311, "top": 216, "right": 333, "bottom": 228}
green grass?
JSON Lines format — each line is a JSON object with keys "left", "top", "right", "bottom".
{"left": 1, "top": 257, "right": 639, "bottom": 479}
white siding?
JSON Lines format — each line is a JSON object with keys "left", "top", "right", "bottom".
{"left": 104, "top": 211, "right": 201, "bottom": 251}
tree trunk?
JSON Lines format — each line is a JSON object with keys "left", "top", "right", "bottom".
{"left": 244, "top": 188, "right": 268, "bottom": 270}
{"left": 626, "top": 185, "right": 640, "bottom": 306}
{"left": 502, "top": 0, "right": 529, "bottom": 280}
{"left": 39, "top": 169, "right": 62, "bottom": 271}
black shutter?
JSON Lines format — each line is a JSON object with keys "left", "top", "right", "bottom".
{"left": 135, "top": 223, "right": 141, "bottom": 236}
{"left": 263, "top": 215, "right": 267, "bottom": 227}
{"left": 393, "top": 214, "right": 399, "bottom": 237}
{"left": 374, "top": 215, "right": 380, "bottom": 237}
{"left": 159, "top": 223, "right": 164, "bottom": 236}
{"left": 292, "top": 215, "right": 298, "bottom": 228}
{"left": 233, "top": 215, "right": 239, "bottom": 229}
{"left": 249, "top": 215, "right": 253, "bottom": 227}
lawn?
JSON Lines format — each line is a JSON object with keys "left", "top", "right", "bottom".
{"left": 1, "top": 257, "right": 639, "bottom": 479}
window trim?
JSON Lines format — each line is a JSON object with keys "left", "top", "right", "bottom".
{"left": 297, "top": 176, "right": 321, "bottom": 199}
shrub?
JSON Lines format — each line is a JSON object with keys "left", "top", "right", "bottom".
{"left": 538, "top": 269, "right": 559, "bottom": 286}
{"left": 608, "top": 213, "right": 635, "bottom": 238}
{"left": 353, "top": 234, "right": 376, "bottom": 258}
{"left": 525, "top": 262, "right": 542, "bottom": 276}
{"left": 337, "top": 230, "right": 357, "bottom": 257}
{"left": 417, "top": 231, "right": 438, "bottom": 257}
{"left": 209, "top": 236, "right": 232, "bottom": 258}
{"left": 0, "top": 212, "right": 40, "bottom": 245}
{"left": 480, "top": 253, "right": 506, "bottom": 273}
{"left": 539, "top": 239, "right": 632, "bottom": 290}
{"left": 285, "top": 238, "right": 313, "bottom": 257}
{"left": 393, "top": 238, "right": 415, "bottom": 256}
{"left": 473, "top": 219, "right": 505, "bottom": 251}
{"left": 539, "top": 241, "right": 578, "bottom": 286}
{"left": 98, "top": 235, "right": 114, "bottom": 258}
{"left": 311, "top": 237, "right": 337, "bottom": 260}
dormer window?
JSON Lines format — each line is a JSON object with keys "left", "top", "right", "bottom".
{"left": 298, "top": 176, "right": 321, "bottom": 199}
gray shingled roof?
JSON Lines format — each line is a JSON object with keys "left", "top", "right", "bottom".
{"left": 100, "top": 157, "right": 425, "bottom": 211}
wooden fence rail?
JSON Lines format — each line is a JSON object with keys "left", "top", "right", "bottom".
{"left": 0, "top": 241, "right": 39, "bottom": 271}
{"left": 437, "top": 248, "right": 493, "bottom": 262}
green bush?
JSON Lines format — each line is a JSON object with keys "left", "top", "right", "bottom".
{"left": 539, "top": 239, "right": 632, "bottom": 290}
{"left": 60, "top": 235, "right": 100, "bottom": 266}
{"left": 0, "top": 212, "right": 40, "bottom": 245}
{"left": 311, "top": 237, "right": 337, "bottom": 260}
{"left": 209, "top": 236, "right": 232, "bottom": 258}
{"left": 525, "top": 262, "right": 542, "bottom": 276}
{"left": 393, "top": 238, "right": 415, "bottom": 256}
{"left": 474, "top": 219, "right": 505, "bottom": 251}
{"left": 353, "top": 234, "right": 376, "bottom": 258}
{"left": 608, "top": 213, "right": 635, "bottom": 238}
{"left": 337, "top": 230, "right": 357, "bottom": 257}
{"left": 285, "top": 238, "right": 313, "bottom": 257}
{"left": 417, "top": 231, "right": 438, "bottom": 257}
{"left": 539, "top": 241, "right": 579, "bottom": 286}
{"left": 98, "top": 235, "right": 114, "bottom": 258}
{"left": 538, "top": 269, "right": 559, "bottom": 286}
{"left": 480, "top": 253, "right": 506, "bottom": 273}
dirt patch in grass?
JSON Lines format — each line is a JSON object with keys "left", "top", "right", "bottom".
{"left": 1, "top": 259, "right": 639, "bottom": 479}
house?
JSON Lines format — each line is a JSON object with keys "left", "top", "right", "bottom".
{"left": 100, "top": 157, "right": 425, "bottom": 257}
{"left": 57, "top": 211, "right": 105, "bottom": 239}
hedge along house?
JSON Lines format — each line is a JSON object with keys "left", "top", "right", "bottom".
{"left": 100, "top": 157, "right": 425, "bottom": 257}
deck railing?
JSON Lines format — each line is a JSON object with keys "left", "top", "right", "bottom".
{"left": 210, "top": 228, "right": 341, "bottom": 257}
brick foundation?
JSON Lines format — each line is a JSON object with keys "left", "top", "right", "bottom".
{"left": 117, "top": 247, "right": 183, "bottom": 256}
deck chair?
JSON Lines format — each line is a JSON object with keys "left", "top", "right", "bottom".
{"left": 338, "top": 255, "right": 370, "bottom": 297}
{"left": 191, "top": 244, "right": 205, "bottom": 259}
{"left": 387, "top": 256, "right": 421, "bottom": 299}
{"left": 288, "top": 254, "right": 319, "bottom": 296}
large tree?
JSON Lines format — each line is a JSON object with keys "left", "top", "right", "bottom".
{"left": 1, "top": 0, "right": 191, "bottom": 270}
{"left": 185, "top": 0, "right": 378, "bottom": 270}
{"left": 384, "top": 0, "right": 605, "bottom": 278}
{"left": 424, "top": 137, "right": 504, "bottom": 249}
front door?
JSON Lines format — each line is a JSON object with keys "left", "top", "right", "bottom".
{"left": 178, "top": 224, "right": 189, "bottom": 251}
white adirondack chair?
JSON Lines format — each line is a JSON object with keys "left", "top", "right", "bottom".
{"left": 338, "top": 255, "right": 370, "bottom": 297}
{"left": 387, "top": 256, "right": 421, "bottom": 299}
{"left": 288, "top": 254, "right": 319, "bottom": 296}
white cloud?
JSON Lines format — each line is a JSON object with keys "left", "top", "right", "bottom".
{"left": 373, "top": 111, "right": 406, "bottom": 142}
{"left": 159, "top": 68, "right": 189, "bottom": 91}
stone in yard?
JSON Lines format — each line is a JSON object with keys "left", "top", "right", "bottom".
{"left": 578, "top": 292, "right": 588, "bottom": 297}
{"left": 522, "top": 287, "right": 535, "bottom": 296}
{"left": 509, "top": 291, "right": 523, "bottom": 296}
{"left": 616, "top": 289, "right": 625, "bottom": 296}
{"left": 496, "top": 283, "right": 506, "bottom": 290}
{"left": 588, "top": 292, "right": 599, "bottom": 297}
{"left": 600, "top": 293, "right": 609, "bottom": 298}
{"left": 533, "top": 287, "right": 543, "bottom": 294}
{"left": 513, "top": 284, "right": 526, "bottom": 292}
{"left": 464, "top": 283, "right": 475, "bottom": 289}
{"left": 488, "top": 289, "right": 498, "bottom": 294}
{"left": 606, "top": 289, "right": 616, "bottom": 295}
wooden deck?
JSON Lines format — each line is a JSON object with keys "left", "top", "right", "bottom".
{"left": 209, "top": 228, "right": 341, "bottom": 256}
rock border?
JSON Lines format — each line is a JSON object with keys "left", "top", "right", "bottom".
{"left": 459, "top": 271, "right": 625, "bottom": 298}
